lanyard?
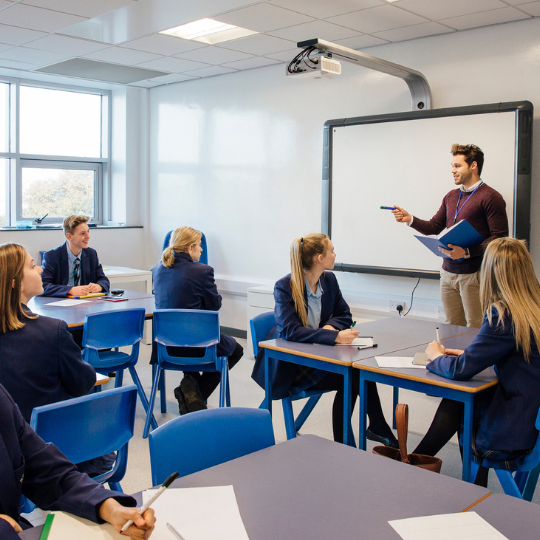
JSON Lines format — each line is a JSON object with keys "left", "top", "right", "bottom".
{"left": 454, "top": 181, "right": 483, "bottom": 223}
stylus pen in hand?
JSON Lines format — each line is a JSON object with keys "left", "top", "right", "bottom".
{"left": 436, "top": 327, "right": 441, "bottom": 344}
{"left": 120, "top": 471, "right": 179, "bottom": 532}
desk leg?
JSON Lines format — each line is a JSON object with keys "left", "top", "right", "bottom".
{"left": 343, "top": 369, "right": 352, "bottom": 446}
{"left": 462, "top": 396, "right": 474, "bottom": 482}
{"left": 264, "top": 350, "right": 272, "bottom": 415}
{"left": 358, "top": 372, "right": 368, "bottom": 451}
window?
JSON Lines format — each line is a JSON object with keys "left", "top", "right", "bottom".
{"left": 0, "top": 80, "right": 109, "bottom": 226}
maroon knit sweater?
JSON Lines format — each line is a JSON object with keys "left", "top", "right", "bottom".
{"left": 411, "top": 183, "right": 508, "bottom": 274}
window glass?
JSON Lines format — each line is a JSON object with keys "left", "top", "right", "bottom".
{"left": 20, "top": 86, "right": 101, "bottom": 157}
{"left": 21, "top": 165, "right": 97, "bottom": 219}
{"left": 0, "top": 158, "right": 6, "bottom": 226}
{"left": 0, "top": 83, "right": 8, "bottom": 153}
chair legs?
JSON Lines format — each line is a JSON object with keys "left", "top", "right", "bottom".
{"left": 144, "top": 366, "right": 163, "bottom": 438}
{"left": 216, "top": 356, "right": 231, "bottom": 408}
{"left": 128, "top": 367, "right": 157, "bottom": 431}
{"left": 295, "top": 395, "right": 323, "bottom": 432}
{"left": 282, "top": 395, "right": 323, "bottom": 440}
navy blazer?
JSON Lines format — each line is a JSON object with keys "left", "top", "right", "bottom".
{"left": 0, "top": 308, "right": 97, "bottom": 422}
{"left": 41, "top": 243, "right": 110, "bottom": 297}
{"left": 0, "top": 384, "right": 134, "bottom": 538}
{"left": 252, "top": 272, "right": 352, "bottom": 398}
{"left": 428, "top": 307, "right": 540, "bottom": 452}
{"left": 152, "top": 252, "right": 237, "bottom": 357}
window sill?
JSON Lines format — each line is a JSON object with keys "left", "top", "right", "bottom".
{"left": 0, "top": 225, "right": 143, "bottom": 231}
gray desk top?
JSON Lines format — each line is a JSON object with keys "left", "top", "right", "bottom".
{"left": 20, "top": 435, "right": 489, "bottom": 540}
{"left": 469, "top": 493, "right": 540, "bottom": 540}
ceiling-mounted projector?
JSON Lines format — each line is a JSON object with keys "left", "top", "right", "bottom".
{"left": 286, "top": 55, "right": 341, "bottom": 79}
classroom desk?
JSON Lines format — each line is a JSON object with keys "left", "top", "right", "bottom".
{"left": 354, "top": 332, "right": 498, "bottom": 483}
{"left": 259, "top": 317, "right": 476, "bottom": 446}
{"left": 19, "top": 435, "right": 490, "bottom": 540}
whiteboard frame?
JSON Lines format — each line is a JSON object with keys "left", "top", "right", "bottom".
{"left": 322, "top": 101, "right": 533, "bottom": 279}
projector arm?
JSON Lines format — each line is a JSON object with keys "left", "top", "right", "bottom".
{"left": 297, "top": 38, "right": 432, "bottom": 111}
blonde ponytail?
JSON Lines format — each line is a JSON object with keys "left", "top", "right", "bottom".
{"left": 161, "top": 227, "right": 202, "bottom": 268}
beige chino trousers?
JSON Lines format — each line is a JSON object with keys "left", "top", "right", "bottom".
{"left": 440, "top": 268, "right": 483, "bottom": 328}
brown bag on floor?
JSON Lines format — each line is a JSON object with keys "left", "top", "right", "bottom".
{"left": 372, "top": 403, "right": 442, "bottom": 473}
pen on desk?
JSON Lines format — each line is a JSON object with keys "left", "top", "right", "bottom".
{"left": 120, "top": 471, "right": 179, "bottom": 532}
{"left": 167, "top": 522, "right": 187, "bottom": 540}
{"left": 436, "top": 327, "right": 441, "bottom": 344}
{"left": 380, "top": 206, "right": 396, "bottom": 210}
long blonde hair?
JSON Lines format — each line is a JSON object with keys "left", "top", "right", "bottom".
{"left": 480, "top": 237, "right": 540, "bottom": 360}
{"left": 290, "top": 233, "right": 330, "bottom": 327}
{"left": 0, "top": 243, "right": 36, "bottom": 333}
{"left": 162, "top": 227, "right": 202, "bottom": 268}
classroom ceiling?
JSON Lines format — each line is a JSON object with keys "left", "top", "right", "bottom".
{"left": 0, "top": 0, "right": 538, "bottom": 88}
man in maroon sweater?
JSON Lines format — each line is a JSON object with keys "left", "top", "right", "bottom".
{"left": 393, "top": 144, "right": 508, "bottom": 328}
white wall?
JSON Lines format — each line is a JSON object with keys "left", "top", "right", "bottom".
{"left": 147, "top": 17, "right": 540, "bottom": 328}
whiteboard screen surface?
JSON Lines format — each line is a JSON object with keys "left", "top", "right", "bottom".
{"left": 329, "top": 109, "right": 523, "bottom": 276}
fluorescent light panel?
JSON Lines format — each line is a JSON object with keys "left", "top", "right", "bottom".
{"left": 160, "top": 18, "right": 258, "bottom": 45}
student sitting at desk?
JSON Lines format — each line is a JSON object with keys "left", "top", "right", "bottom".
{"left": 252, "top": 233, "right": 397, "bottom": 446}
{"left": 0, "top": 383, "right": 155, "bottom": 540}
{"left": 152, "top": 227, "right": 243, "bottom": 414}
{"left": 415, "top": 237, "right": 540, "bottom": 486}
{"left": 41, "top": 215, "right": 110, "bottom": 297}
{"left": 0, "top": 242, "right": 113, "bottom": 477}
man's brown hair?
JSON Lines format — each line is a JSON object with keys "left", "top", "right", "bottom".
{"left": 63, "top": 215, "right": 89, "bottom": 236}
{"left": 451, "top": 143, "right": 484, "bottom": 175}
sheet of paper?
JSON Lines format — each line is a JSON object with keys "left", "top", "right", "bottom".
{"left": 46, "top": 299, "right": 91, "bottom": 307}
{"left": 389, "top": 512, "right": 508, "bottom": 540}
{"left": 48, "top": 511, "right": 123, "bottom": 539}
{"left": 336, "top": 337, "right": 374, "bottom": 347}
{"left": 375, "top": 356, "right": 426, "bottom": 369}
{"left": 143, "top": 485, "right": 250, "bottom": 540}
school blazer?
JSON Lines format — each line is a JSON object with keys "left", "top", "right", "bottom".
{"left": 251, "top": 271, "right": 352, "bottom": 399}
{"left": 41, "top": 243, "right": 110, "bottom": 297}
{"left": 428, "top": 307, "right": 540, "bottom": 451}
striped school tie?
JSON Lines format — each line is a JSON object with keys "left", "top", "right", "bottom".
{"left": 74, "top": 257, "right": 81, "bottom": 286}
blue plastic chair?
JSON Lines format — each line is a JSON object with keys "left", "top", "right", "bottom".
{"left": 148, "top": 407, "right": 275, "bottom": 485}
{"left": 143, "top": 309, "right": 231, "bottom": 438}
{"left": 469, "top": 406, "right": 540, "bottom": 500}
{"left": 163, "top": 230, "right": 208, "bottom": 265}
{"left": 82, "top": 308, "right": 157, "bottom": 432}
{"left": 30, "top": 385, "right": 137, "bottom": 492}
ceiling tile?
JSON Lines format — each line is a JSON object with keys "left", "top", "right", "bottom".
{"left": 146, "top": 72, "right": 198, "bottom": 84}
{"left": 0, "top": 3, "right": 86, "bottom": 33}
{"left": 24, "top": 35, "right": 107, "bottom": 55}
{"left": 441, "top": 6, "right": 530, "bottom": 30}
{"left": 267, "top": 20, "right": 362, "bottom": 42}
{"left": 516, "top": 1, "right": 540, "bottom": 16}
{"left": 128, "top": 79, "right": 163, "bottom": 88}
{"left": 374, "top": 21, "right": 455, "bottom": 41}
{"left": 0, "top": 45, "right": 68, "bottom": 65}
{"left": 84, "top": 46, "right": 162, "bottom": 65}
{"left": 175, "top": 46, "right": 254, "bottom": 65}
{"left": 214, "top": 3, "right": 314, "bottom": 33}
{"left": 121, "top": 34, "right": 206, "bottom": 56}
{"left": 334, "top": 34, "right": 390, "bottom": 49}
{"left": 221, "top": 56, "right": 280, "bottom": 70}
{"left": 22, "top": 0, "right": 136, "bottom": 19}
{"left": 0, "top": 43, "right": 13, "bottom": 53}
{"left": 217, "top": 33, "right": 295, "bottom": 55}
{"left": 182, "top": 65, "right": 237, "bottom": 77}
{"left": 263, "top": 48, "right": 302, "bottom": 62}
{"left": 136, "top": 56, "right": 208, "bottom": 73}
{"left": 397, "top": 0, "right": 509, "bottom": 20}
{"left": 0, "top": 58, "right": 37, "bottom": 70}
{"left": 327, "top": 5, "right": 429, "bottom": 34}
{"left": 269, "top": 0, "right": 381, "bottom": 20}
{"left": 0, "top": 23, "right": 47, "bottom": 46}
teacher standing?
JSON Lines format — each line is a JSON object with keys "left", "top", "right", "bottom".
{"left": 393, "top": 144, "right": 508, "bottom": 328}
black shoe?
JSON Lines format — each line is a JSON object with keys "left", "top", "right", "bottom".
{"left": 366, "top": 428, "right": 399, "bottom": 448}
{"left": 180, "top": 375, "right": 207, "bottom": 413}
{"left": 173, "top": 385, "right": 189, "bottom": 415}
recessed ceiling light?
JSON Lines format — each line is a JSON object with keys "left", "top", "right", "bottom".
{"left": 160, "top": 18, "right": 258, "bottom": 45}
{"left": 384, "top": 0, "right": 401, "bottom": 3}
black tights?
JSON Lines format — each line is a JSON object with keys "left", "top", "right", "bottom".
{"left": 413, "top": 398, "right": 489, "bottom": 487}
{"left": 310, "top": 375, "right": 393, "bottom": 444}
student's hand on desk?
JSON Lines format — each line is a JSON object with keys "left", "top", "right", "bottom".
{"left": 444, "top": 348, "right": 464, "bottom": 356}
{"left": 335, "top": 328, "right": 360, "bottom": 344}
{"left": 69, "top": 285, "right": 90, "bottom": 296}
{"left": 392, "top": 205, "right": 412, "bottom": 224}
{"left": 87, "top": 283, "right": 103, "bottom": 293}
{"left": 426, "top": 340, "right": 447, "bottom": 360}
{"left": 439, "top": 244, "right": 466, "bottom": 259}
{"left": 0, "top": 514, "right": 22, "bottom": 533}
{"left": 99, "top": 499, "right": 155, "bottom": 539}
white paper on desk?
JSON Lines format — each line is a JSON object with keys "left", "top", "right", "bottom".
{"left": 388, "top": 512, "right": 508, "bottom": 540}
{"left": 48, "top": 511, "right": 123, "bottom": 539}
{"left": 336, "top": 337, "right": 374, "bottom": 347}
{"left": 46, "top": 299, "right": 91, "bottom": 307}
{"left": 142, "top": 485, "right": 250, "bottom": 540}
{"left": 375, "top": 356, "right": 426, "bottom": 369}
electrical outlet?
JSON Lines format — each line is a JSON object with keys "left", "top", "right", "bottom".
{"left": 389, "top": 300, "right": 405, "bottom": 314}
{"left": 438, "top": 305, "right": 446, "bottom": 320}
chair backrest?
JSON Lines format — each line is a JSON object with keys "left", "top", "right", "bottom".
{"left": 250, "top": 311, "right": 276, "bottom": 356}
{"left": 148, "top": 407, "right": 275, "bottom": 485}
{"left": 162, "top": 230, "right": 208, "bottom": 265}
{"left": 82, "top": 308, "right": 145, "bottom": 350}
{"left": 30, "top": 385, "right": 137, "bottom": 483}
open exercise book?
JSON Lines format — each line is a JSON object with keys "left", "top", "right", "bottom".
{"left": 47, "top": 485, "right": 250, "bottom": 540}
{"left": 336, "top": 337, "right": 376, "bottom": 348}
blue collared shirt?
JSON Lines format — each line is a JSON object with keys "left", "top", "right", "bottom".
{"left": 305, "top": 276, "right": 324, "bottom": 330}
{"left": 65, "top": 243, "right": 81, "bottom": 286}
